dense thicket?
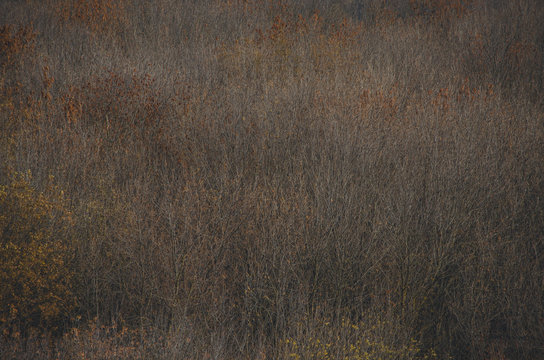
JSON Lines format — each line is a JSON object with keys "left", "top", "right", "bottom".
{"left": 1, "top": 0, "right": 543, "bottom": 358}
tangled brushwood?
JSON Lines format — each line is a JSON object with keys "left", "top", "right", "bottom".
{"left": 1, "top": 0, "right": 543, "bottom": 359}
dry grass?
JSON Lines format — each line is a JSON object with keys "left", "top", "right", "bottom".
{"left": 1, "top": 0, "right": 543, "bottom": 359}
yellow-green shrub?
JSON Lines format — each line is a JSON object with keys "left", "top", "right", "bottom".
{"left": 282, "top": 314, "right": 437, "bottom": 360}
{"left": 0, "top": 171, "right": 76, "bottom": 336}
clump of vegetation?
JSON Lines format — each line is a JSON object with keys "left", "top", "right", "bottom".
{"left": 0, "top": 171, "right": 76, "bottom": 337}
{"left": 282, "top": 314, "right": 436, "bottom": 360}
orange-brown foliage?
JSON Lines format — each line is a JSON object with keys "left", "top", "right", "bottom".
{"left": 55, "top": 0, "right": 128, "bottom": 35}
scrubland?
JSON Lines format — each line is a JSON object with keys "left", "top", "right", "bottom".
{"left": 1, "top": 0, "right": 543, "bottom": 359}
